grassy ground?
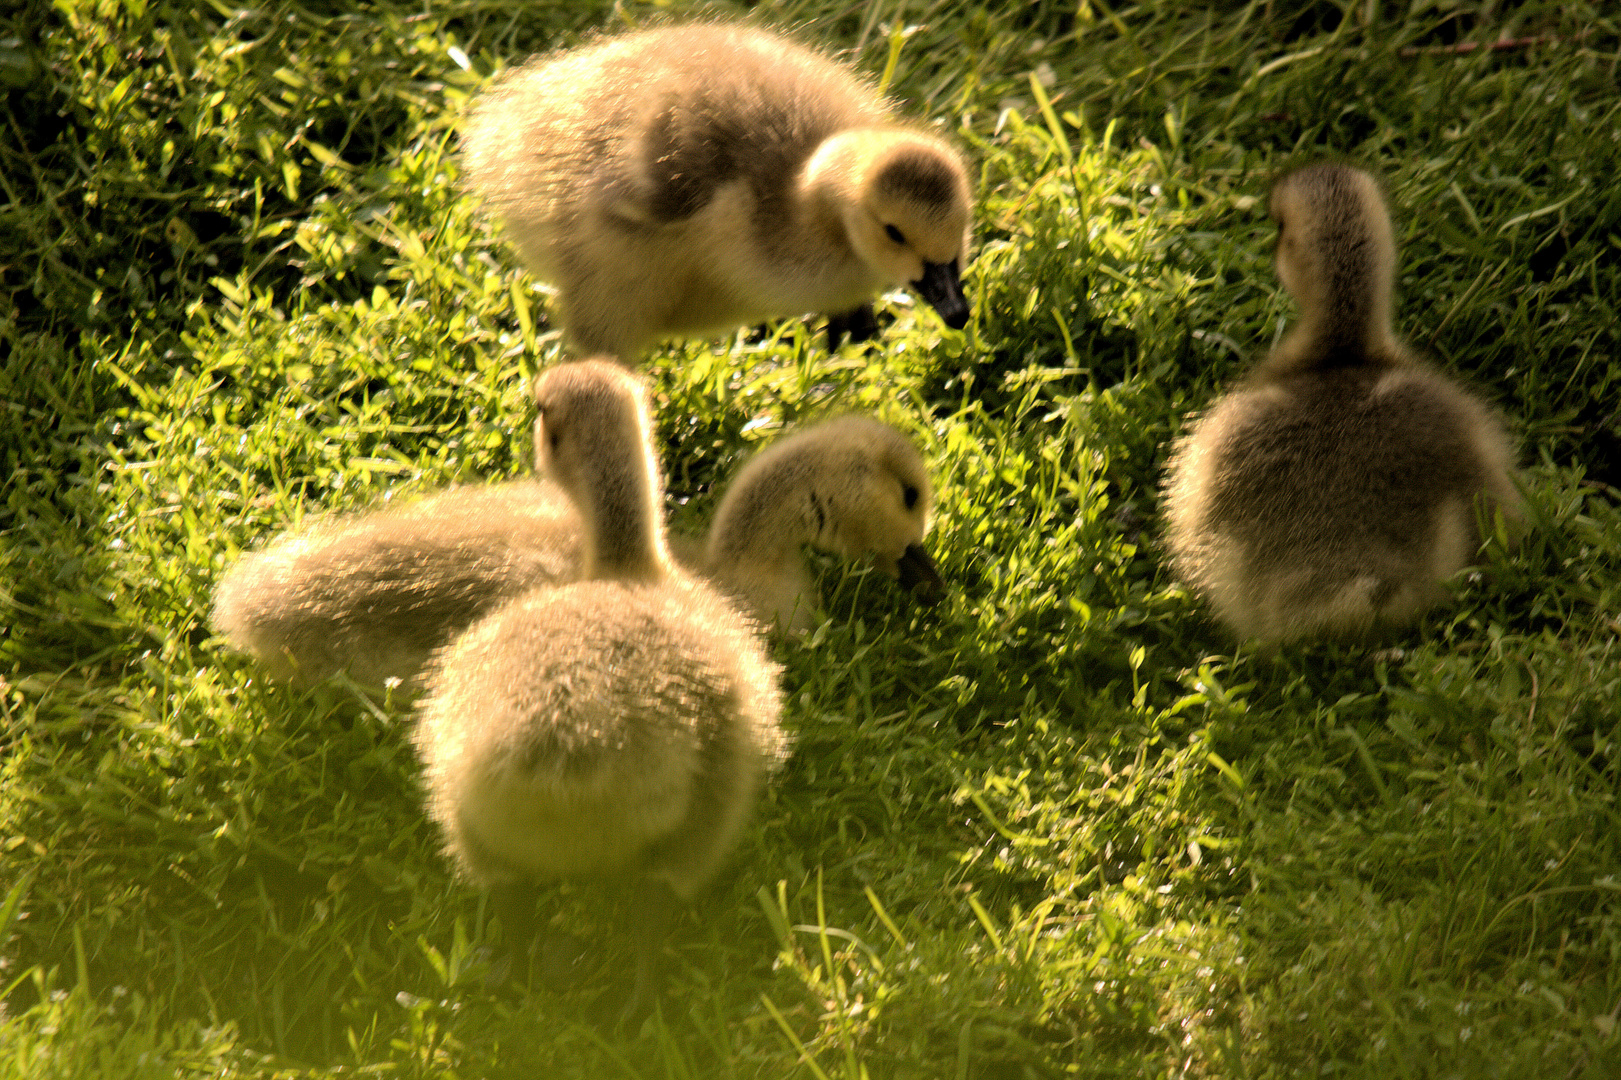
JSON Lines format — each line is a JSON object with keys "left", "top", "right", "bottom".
{"left": 2, "top": 0, "right": 1619, "bottom": 1075}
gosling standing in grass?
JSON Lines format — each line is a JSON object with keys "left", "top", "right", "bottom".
{"left": 412, "top": 360, "right": 785, "bottom": 1016}
{"left": 213, "top": 415, "right": 942, "bottom": 686}
{"left": 460, "top": 23, "right": 974, "bottom": 359}
{"left": 1161, "top": 162, "right": 1520, "bottom": 646}
{"left": 694, "top": 415, "right": 942, "bottom": 633}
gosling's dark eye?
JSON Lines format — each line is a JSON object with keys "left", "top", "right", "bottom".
{"left": 902, "top": 484, "right": 919, "bottom": 510}
{"left": 884, "top": 224, "right": 906, "bottom": 245}
{"left": 549, "top": 432, "right": 561, "bottom": 451}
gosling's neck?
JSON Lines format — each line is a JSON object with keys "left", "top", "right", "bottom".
{"left": 1270, "top": 262, "right": 1399, "bottom": 375}
{"left": 1264, "top": 173, "right": 1404, "bottom": 377}
{"left": 578, "top": 448, "right": 673, "bottom": 583}
{"left": 705, "top": 463, "right": 822, "bottom": 581}
{"left": 706, "top": 502, "right": 799, "bottom": 580}
{"left": 704, "top": 485, "right": 815, "bottom": 630}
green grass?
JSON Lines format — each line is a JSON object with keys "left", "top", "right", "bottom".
{"left": 3, "top": 0, "right": 1620, "bottom": 1076}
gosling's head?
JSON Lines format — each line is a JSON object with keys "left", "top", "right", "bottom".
{"left": 819, "top": 417, "right": 938, "bottom": 591}
{"left": 710, "top": 415, "right": 943, "bottom": 600}
{"left": 1269, "top": 162, "right": 1398, "bottom": 356}
{"left": 532, "top": 358, "right": 666, "bottom": 577}
{"left": 810, "top": 130, "right": 973, "bottom": 330}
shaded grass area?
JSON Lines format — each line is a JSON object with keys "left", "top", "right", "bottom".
{"left": 2, "top": 0, "right": 1619, "bottom": 1076}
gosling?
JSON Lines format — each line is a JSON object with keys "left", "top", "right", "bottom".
{"left": 695, "top": 415, "right": 942, "bottom": 633}
{"left": 460, "top": 23, "right": 974, "bottom": 359}
{"left": 211, "top": 480, "right": 582, "bottom": 688}
{"left": 1161, "top": 162, "right": 1520, "bottom": 647}
{"left": 214, "top": 414, "right": 943, "bottom": 685}
{"left": 413, "top": 359, "right": 785, "bottom": 1017}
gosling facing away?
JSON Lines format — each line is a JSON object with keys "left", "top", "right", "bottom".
{"left": 213, "top": 411, "right": 942, "bottom": 686}
{"left": 460, "top": 23, "right": 974, "bottom": 359}
{"left": 1161, "top": 162, "right": 1520, "bottom": 647}
{"left": 413, "top": 360, "right": 785, "bottom": 1016}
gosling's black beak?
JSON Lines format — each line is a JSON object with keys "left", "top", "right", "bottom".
{"left": 895, "top": 542, "right": 945, "bottom": 605}
{"left": 912, "top": 259, "right": 969, "bottom": 330}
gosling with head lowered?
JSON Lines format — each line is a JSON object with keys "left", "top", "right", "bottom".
{"left": 694, "top": 415, "right": 941, "bottom": 633}
{"left": 412, "top": 360, "right": 785, "bottom": 1018}
{"left": 1161, "top": 162, "right": 1520, "bottom": 647}
{"left": 213, "top": 413, "right": 941, "bottom": 686}
{"left": 210, "top": 481, "right": 581, "bottom": 688}
{"left": 460, "top": 23, "right": 973, "bottom": 359}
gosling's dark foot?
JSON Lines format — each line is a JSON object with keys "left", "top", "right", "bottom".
{"left": 485, "top": 883, "right": 594, "bottom": 993}
{"left": 581, "top": 979, "right": 661, "bottom": 1035}
{"left": 580, "top": 878, "right": 678, "bottom": 1033}
{"left": 826, "top": 303, "right": 879, "bottom": 349}
{"left": 484, "top": 928, "right": 594, "bottom": 995}
{"left": 483, "top": 947, "right": 515, "bottom": 991}
{"left": 485, "top": 882, "right": 538, "bottom": 991}
{"left": 536, "top": 930, "right": 594, "bottom": 993}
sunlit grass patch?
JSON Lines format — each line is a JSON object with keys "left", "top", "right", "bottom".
{"left": 2, "top": 1, "right": 1619, "bottom": 1077}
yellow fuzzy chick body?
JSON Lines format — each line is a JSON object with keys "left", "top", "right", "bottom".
{"left": 411, "top": 360, "right": 784, "bottom": 1016}
{"left": 461, "top": 24, "right": 973, "bottom": 359}
{"left": 1162, "top": 163, "right": 1520, "bottom": 646}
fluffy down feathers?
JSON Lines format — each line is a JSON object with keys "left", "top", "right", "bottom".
{"left": 413, "top": 574, "right": 784, "bottom": 894}
{"left": 412, "top": 358, "right": 785, "bottom": 898}
{"left": 703, "top": 415, "right": 941, "bottom": 631}
{"left": 460, "top": 23, "right": 973, "bottom": 358}
{"left": 212, "top": 413, "right": 942, "bottom": 685}
{"left": 1161, "top": 162, "right": 1520, "bottom": 646}
{"left": 210, "top": 482, "right": 579, "bottom": 687}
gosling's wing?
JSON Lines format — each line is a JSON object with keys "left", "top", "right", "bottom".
{"left": 607, "top": 88, "right": 801, "bottom": 225}
{"left": 605, "top": 35, "right": 881, "bottom": 226}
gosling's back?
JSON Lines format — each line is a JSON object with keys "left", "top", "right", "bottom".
{"left": 212, "top": 480, "right": 580, "bottom": 686}
{"left": 1169, "top": 363, "right": 1517, "bottom": 642}
{"left": 415, "top": 572, "right": 782, "bottom": 891}
{"left": 464, "top": 24, "right": 886, "bottom": 253}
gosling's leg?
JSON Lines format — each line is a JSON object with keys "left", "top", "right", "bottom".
{"left": 486, "top": 882, "right": 540, "bottom": 987}
{"left": 487, "top": 883, "right": 591, "bottom": 992}
{"left": 826, "top": 303, "right": 879, "bottom": 349}
{"left": 618, "top": 879, "right": 680, "bottom": 1028}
